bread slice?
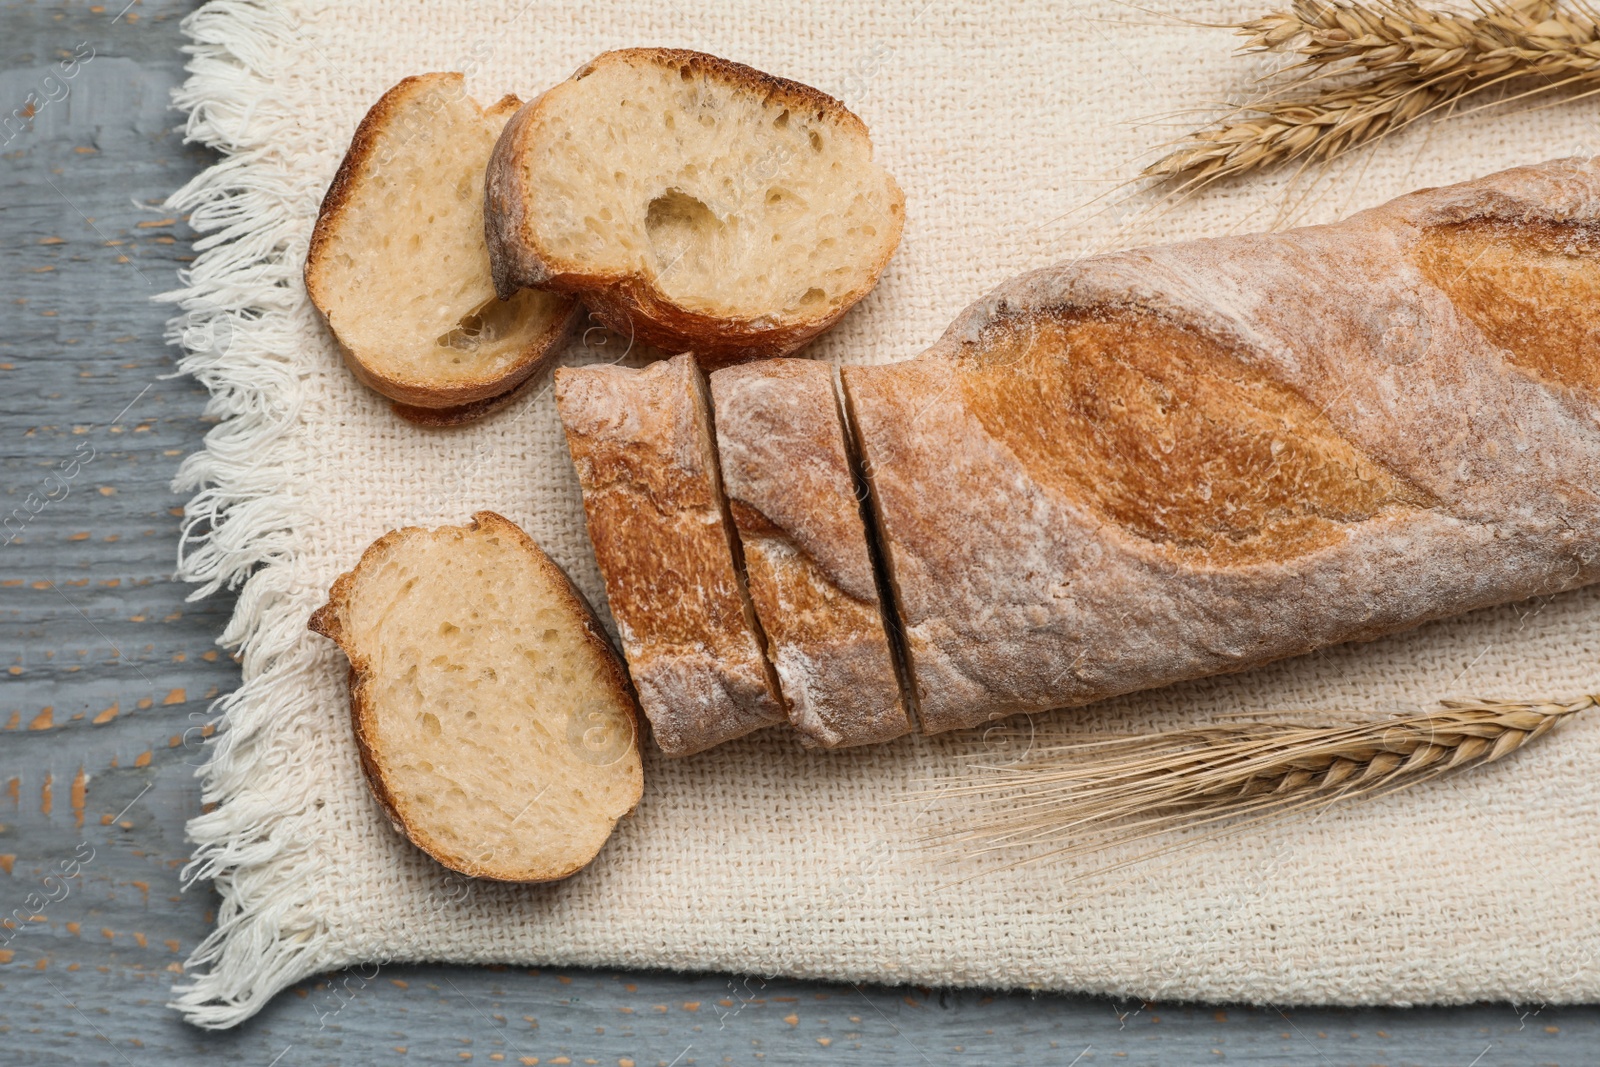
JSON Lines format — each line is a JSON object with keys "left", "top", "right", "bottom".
{"left": 486, "top": 48, "right": 905, "bottom": 365}
{"left": 554, "top": 352, "right": 787, "bottom": 755}
{"left": 306, "top": 73, "right": 580, "bottom": 419}
{"left": 308, "top": 511, "right": 643, "bottom": 882}
{"left": 709, "top": 359, "right": 910, "bottom": 747}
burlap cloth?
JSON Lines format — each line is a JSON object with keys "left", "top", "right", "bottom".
{"left": 163, "top": 0, "right": 1600, "bottom": 1027}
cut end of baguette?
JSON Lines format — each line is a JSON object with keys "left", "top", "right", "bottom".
{"left": 307, "top": 73, "right": 579, "bottom": 412}
{"left": 309, "top": 511, "right": 644, "bottom": 882}
{"left": 487, "top": 49, "right": 904, "bottom": 363}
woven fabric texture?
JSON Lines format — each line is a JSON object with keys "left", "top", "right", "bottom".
{"left": 165, "top": 0, "right": 1600, "bottom": 1027}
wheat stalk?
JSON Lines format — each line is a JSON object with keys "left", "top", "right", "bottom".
{"left": 924, "top": 696, "right": 1594, "bottom": 868}
{"left": 1146, "top": 0, "right": 1600, "bottom": 189}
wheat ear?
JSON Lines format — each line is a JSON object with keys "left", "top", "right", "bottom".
{"left": 1146, "top": 0, "right": 1600, "bottom": 189}
{"left": 925, "top": 696, "right": 1593, "bottom": 865}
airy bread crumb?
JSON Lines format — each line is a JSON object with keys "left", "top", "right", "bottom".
{"left": 309, "top": 511, "right": 643, "bottom": 882}
{"left": 307, "top": 73, "right": 578, "bottom": 419}
{"left": 487, "top": 49, "right": 904, "bottom": 364}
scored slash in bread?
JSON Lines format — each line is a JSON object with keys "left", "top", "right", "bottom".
{"left": 709, "top": 359, "right": 911, "bottom": 747}
{"left": 306, "top": 73, "right": 580, "bottom": 422}
{"left": 554, "top": 353, "right": 787, "bottom": 755}
{"left": 486, "top": 48, "right": 905, "bottom": 366}
{"left": 308, "top": 511, "right": 643, "bottom": 882}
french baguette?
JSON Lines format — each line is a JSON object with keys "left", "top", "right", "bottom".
{"left": 308, "top": 512, "right": 643, "bottom": 881}
{"left": 842, "top": 157, "right": 1600, "bottom": 731}
{"left": 485, "top": 48, "right": 904, "bottom": 365}
{"left": 709, "top": 359, "right": 910, "bottom": 748}
{"left": 554, "top": 353, "right": 786, "bottom": 755}
{"left": 306, "top": 73, "right": 579, "bottom": 421}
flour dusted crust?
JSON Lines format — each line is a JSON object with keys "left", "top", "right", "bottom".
{"left": 555, "top": 353, "right": 786, "bottom": 755}
{"left": 710, "top": 359, "right": 910, "bottom": 747}
{"left": 843, "top": 157, "right": 1600, "bottom": 732}
{"left": 485, "top": 48, "right": 905, "bottom": 365}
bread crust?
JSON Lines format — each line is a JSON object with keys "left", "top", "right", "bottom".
{"left": 329, "top": 292, "right": 578, "bottom": 410}
{"left": 555, "top": 353, "right": 786, "bottom": 754}
{"left": 843, "top": 157, "right": 1600, "bottom": 733}
{"left": 306, "top": 73, "right": 579, "bottom": 413}
{"left": 710, "top": 359, "right": 909, "bottom": 747}
{"left": 308, "top": 511, "right": 643, "bottom": 882}
{"left": 484, "top": 48, "right": 905, "bottom": 365}
{"left": 389, "top": 389, "right": 523, "bottom": 427}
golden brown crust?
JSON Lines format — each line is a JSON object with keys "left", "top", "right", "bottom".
{"left": 304, "top": 74, "right": 444, "bottom": 283}
{"left": 844, "top": 156, "right": 1600, "bottom": 734}
{"left": 483, "top": 48, "right": 905, "bottom": 365}
{"left": 484, "top": 93, "right": 522, "bottom": 120}
{"left": 710, "top": 359, "right": 909, "bottom": 747}
{"left": 572, "top": 280, "right": 862, "bottom": 368}
{"left": 584, "top": 49, "right": 866, "bottom": 137}
{"left": 1413, "top": 216, "right": 1600, "bottom": 395}
{"left": 308, "top": 511, "right": 643, "bottom": 882}
{"left": 306, "top": 73, "right": 579, "bottom": 414}
{"left": 389, "top": 390, "right": 524, "bottom": 427}
{"left": 483, "top": 96, "right": 548, "bottom": 296}
{"left": 950, "top": 311, "right": 1436, "bottom": 565}
{"left": 554, "top": 353, "right": 786, "bottom": 755}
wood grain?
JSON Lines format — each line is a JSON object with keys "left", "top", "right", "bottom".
{"left": 1, "top": 0, "right": 1598, "bottom": 1062}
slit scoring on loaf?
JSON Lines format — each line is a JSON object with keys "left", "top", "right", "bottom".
{"left": 709, "top": 358, "right": 910, "bottom": 748}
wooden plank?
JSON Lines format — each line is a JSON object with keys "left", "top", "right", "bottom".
{"left": 1, "top": 0, "right": 1597, "bottom": 1062}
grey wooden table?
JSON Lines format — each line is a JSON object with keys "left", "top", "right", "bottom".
{"left": 2, "top": 2, "right": 1597, "bottom": 1064}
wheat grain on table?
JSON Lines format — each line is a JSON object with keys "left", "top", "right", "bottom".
{"left": 1, "top": 0, "right": 1598, "bottom": 1063}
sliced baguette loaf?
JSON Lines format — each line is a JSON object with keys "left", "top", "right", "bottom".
{"left": 842, "top": 157, "right": 1600, "bottom": 732}
{"left": 308, "top": 511, "right": 643, "bottom": 882}
{"left": 554, "top": 353, "right": 786, "bottom": 755}
{"left": 709, "top": 359, "right": 909, "bottom": 747}
{"left": 306, "top": 73, "right": 579, "bottom": 420}
{"left": 486, "top": 48, "right": 904, "bottom": 365}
